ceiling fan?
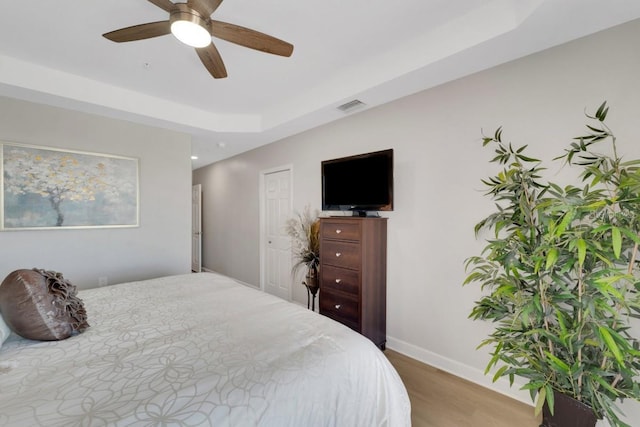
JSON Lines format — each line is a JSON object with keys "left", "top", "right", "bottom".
{"left": 103, "top": 0, "right": 294, "bottom": 79}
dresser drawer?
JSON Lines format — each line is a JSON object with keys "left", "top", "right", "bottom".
{"left": 321, "top": 221, "right": 361, "bottom": 241}
{"left": 320, "top": 290, "right": 360, "bottom": 330}
{"left": 321, "top": 265, "right": 359, "bottom": 296}
{"left": 321, "top": 241, "right": 360, "bottom": 269}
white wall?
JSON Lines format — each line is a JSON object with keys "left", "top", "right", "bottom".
{"left": 0, "top": 96, "right": 192, "bottom": 288}
{"left": 193, "top": 19, "right": 640, "bottom": 421}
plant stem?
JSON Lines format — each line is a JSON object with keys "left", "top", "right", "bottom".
{"left": 628, "top": 242, "right": 638, "bottom": 275}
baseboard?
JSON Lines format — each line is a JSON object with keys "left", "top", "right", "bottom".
{"left": 386, "top": 335, "right": 534, "bottom": 407}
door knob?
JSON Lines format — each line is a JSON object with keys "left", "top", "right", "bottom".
{"left": 335, "top": 252, "right": 341, "bottom": 257}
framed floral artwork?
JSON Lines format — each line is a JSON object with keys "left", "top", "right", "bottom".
{"left": 2, "top": 143, "right": 139, "bottom": 230}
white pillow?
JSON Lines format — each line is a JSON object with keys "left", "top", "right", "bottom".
{"left": 0, "top": 312, "right": 11, "bottom": 348}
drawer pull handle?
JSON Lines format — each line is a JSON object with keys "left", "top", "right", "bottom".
{"left": 335, "top": 304, "right": 341, "bottom": 310}
{"left": 335, "top": 229, "right": 342, "bottom": 234}
{"left": 335, "top": 252, "right": 341, "bottom": 257}
{"left": 335, "top": 279, "right": 342, "bottom": 284}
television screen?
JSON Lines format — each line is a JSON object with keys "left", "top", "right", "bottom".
{"left": 321, "top": 149, "right": 393, "bottom": 214}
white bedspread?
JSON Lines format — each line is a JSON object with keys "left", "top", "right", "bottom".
{"left": 0, "top": 272, "right": 410, "bottom": 426}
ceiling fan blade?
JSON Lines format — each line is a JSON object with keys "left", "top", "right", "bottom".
{"left": 188, "top": 0, "right": 223, "bottom": 18}
{"left": 196, "top": 43, "right": 228, "bottom": 79}
{"left": 103, "top": 21, "right": 171, "bottom": 42}
{"left": 147, "top": 0, "right": 174, "bottom": 13}
{"left": 210, "top": 20, "right": 293, "bottom": 57}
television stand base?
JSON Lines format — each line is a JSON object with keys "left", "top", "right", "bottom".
{"left": 351, "top": 211, "right": 380, "bottom": 218}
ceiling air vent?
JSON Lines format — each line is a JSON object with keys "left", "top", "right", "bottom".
{"left": 337, "top": 99, "right": 366, "bottom": 113}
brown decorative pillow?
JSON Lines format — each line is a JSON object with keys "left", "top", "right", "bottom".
{"left": 0, "top": 268, "right": 89, "bottom": 341}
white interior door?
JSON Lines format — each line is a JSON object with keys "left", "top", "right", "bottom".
{"left": 191, "top": 184, "right": 202, "bottom": 272}
{"left": 263, "top": 168, "right": 292, "bottom": 300}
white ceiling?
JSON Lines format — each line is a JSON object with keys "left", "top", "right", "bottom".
{"left": 1, "top": 0, "right": 639, "bottom": 169}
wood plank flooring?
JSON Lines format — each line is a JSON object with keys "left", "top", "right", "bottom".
{"left": 385, "top": 349, "right": 541, "bottom": 427}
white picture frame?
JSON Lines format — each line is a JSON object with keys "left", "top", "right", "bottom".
{"left": 1, "top": 142, "right": 139, "bottom": 230}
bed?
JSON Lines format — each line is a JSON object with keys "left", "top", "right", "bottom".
{"left": 0, "top": 271, "right": 411, "bottom": 426}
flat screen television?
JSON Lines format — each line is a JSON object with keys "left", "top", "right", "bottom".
{"left": 321, "top": 149, "right": 393, "bottom": 215}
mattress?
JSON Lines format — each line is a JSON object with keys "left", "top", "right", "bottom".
{"left": 0, "top": 272, "right": 410, "bottom": 426}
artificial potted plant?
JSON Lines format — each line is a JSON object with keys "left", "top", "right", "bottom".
{"left": 285, "top": 206, "right": 321, "bottom": 309}
{"left": 464, "top": 103, "right": 640, "bottom": 427}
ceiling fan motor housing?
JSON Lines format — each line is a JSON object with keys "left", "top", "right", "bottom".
{"left": 171, "top": 3, "right": 209, "bottom": 28}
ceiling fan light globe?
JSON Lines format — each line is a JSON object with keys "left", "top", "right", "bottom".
{"left": 171, "top": 20, "right": 211, "bottom": 48}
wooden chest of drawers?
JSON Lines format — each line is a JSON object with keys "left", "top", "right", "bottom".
{"left": 319, "top": 217, "right": 387, "bottom": 349}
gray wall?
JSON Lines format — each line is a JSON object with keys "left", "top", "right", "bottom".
{"left": 0, "top": 97, "right": 192, "bottom": 288}
{"left": 193, "top": 19, "right": 640, "bottom": 422}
